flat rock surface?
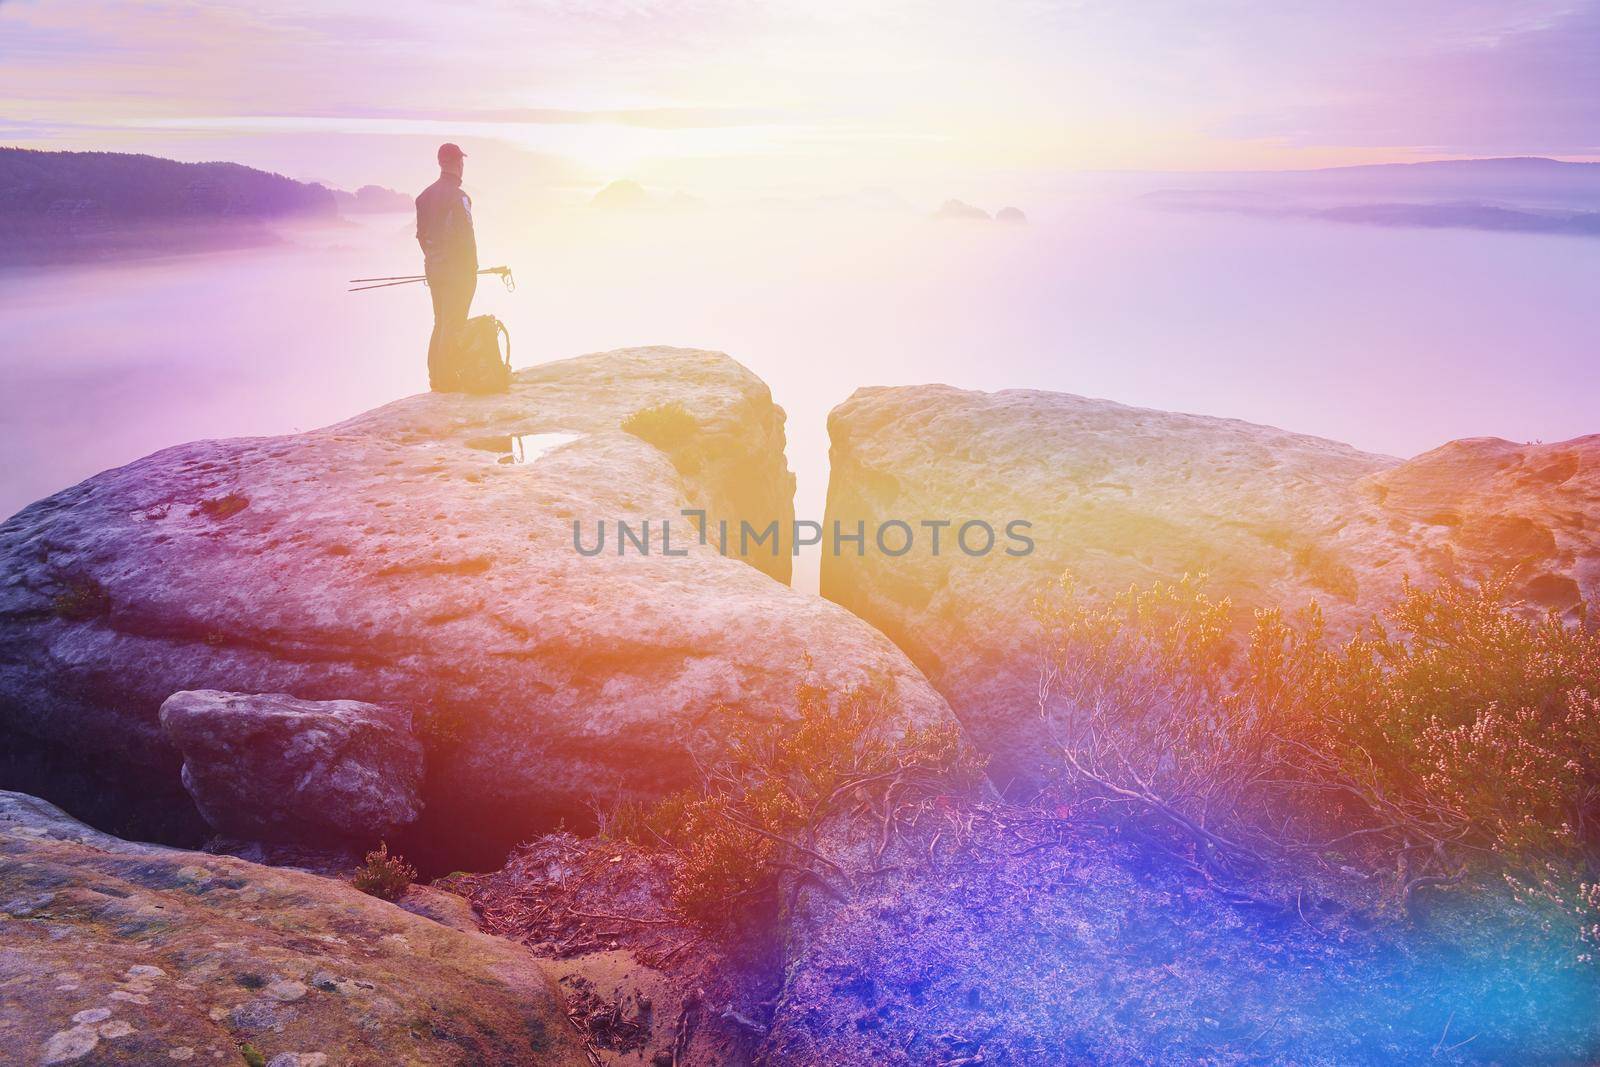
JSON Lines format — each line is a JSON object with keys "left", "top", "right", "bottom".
{"left": 822, "top": 385, "right": 1600, "bottom": 780}
{"left": 0, "top": 790, "right": 585, "bottom": 1065}
{"left": 0, "top": 348, "right": 951, "bottom": 858}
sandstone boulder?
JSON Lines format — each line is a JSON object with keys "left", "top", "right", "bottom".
{"left": 0, "top": 348, "right": 953, "bottom": 863}
{"left": 822, "top": 385, "right": 1600, "bottom": 781}
{"left": 159, "top": 690, "right": 423, "bottom": 845}
{"left": 0, "top": 790, "right": 584, "bottom": 1065}
{"left": 1364, "top": 434, "right": 1600, "bottom": 614}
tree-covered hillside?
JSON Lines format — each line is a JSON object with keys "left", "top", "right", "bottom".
{"left": 0, "top": 148, "right": 343, "bottom": 265}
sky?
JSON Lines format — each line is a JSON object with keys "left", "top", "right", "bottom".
{"left": 4, "top": 0, "right": 1600, "bottom": 205}
{"left": 3, "top": 1, "right": 1599, "bottom": 588}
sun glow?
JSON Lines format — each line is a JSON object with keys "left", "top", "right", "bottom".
{"left": 9, "top": 1, "right": 1598, "bottom": 205}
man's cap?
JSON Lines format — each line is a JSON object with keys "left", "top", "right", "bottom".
{"left": 437, "top": 142, "right": 467, "bottom": 162}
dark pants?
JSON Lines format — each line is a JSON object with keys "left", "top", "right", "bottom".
{"left": 426, "top": 270, "right": 477, "bottom": 391}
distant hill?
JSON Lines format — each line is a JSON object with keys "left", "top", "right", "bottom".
{"left": 1224, "top": 156, "right": 1600, "bottom": 205}
{"left": 1305, "top": 155, "right": 1600, "bottom": 180}
{"left": 0, "top": 148, "right": 341, "bottom": 266}
{"left": 590, "top": 179, "right": 652, "bottom": 212}
{"left": 931, "top": 199, "right": 1028, "bottom": 223}
{"left": 587, "top": 179, "right": 708, "bottom": 214}
{"left": 1140, "top": 156, "right": 1600, "bottom": 237}
{"left": 329, "top": 183, "right": 412, "bottom": 214}
{"left": 932, "top": 198, "right": 991, "bottom": 221}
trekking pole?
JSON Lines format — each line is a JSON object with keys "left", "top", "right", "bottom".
{"left": 347, "top": 277, "right": 428, "bottom": 292}
{"left": 347, "top": 266, "right": 515, "bottom": 293}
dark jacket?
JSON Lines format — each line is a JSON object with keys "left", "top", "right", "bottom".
{"left": 415, "top": 172, "right": 477, "bottom": 276}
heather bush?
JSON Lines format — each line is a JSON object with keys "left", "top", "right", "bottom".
{"left": 1032, "top": 572, "right": 1287, "bottom": 864}
{"left": 1262, "top": 575, "right": 1600, "bottom": 908}
{"left": 621, "top": 400, "right": 697, "bottom": 447}
{"left": 620, "top": 401, "right": 703, "bottom": 469}
{"left": 599, "top": 788, "right": 702, "bottom": 849}
{"left": 605, "top": 677, "right": 986, "bottom": 927}
{"left": 1035, "top": 570, "right": 1600, "bottom": 935}
{"left": 352, "top": 841, "right": 416, "bottom": 901}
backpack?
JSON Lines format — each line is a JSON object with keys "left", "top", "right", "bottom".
{"left": 447, "top": 315, "right": 511, "bottom": 394}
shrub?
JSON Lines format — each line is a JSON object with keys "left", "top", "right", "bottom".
{"left": 605, "top": 677, "right": 986, "bottom": 928}
{"left": 900, "top": 720, "right": 993, "bottom": 796}
{"left": 599, "top": 790, "right": 698, "bottom": 847}
{"left": 1260, "top": 575, "right": 1600, "bottom": 906}
{"left": 352, "top": 841, "right": 416, "bottom": 901}
{"left": 622, "top": 402, "right": 699, "bottom": 454}
{"left": 1032, "top": 572, "right": 1280, "bottom": 863}
{"left": 1035, "top": 568, "right": 1600, "bottom": 931}
{"left": 598, "top": 797, "right": 652, "bottom": 844}
{"left": 1504, "top": 869, "right": 1600, "bottom": 966}
{"left": 622, "top": 401, "right": 705, "bottom": 476}
{"left": 669, "top": 793, "right": 787, "bottom": 921}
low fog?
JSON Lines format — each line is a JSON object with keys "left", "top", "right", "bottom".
{"left": 3, "top": 199, "right": 1598, "bottom": 591}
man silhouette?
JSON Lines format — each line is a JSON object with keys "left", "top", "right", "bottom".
{"left": 415, "top": 142, "right": 478, "bottom": 390}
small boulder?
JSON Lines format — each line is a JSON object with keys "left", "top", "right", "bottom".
{"left": 159, "top": 690, "right": 422, "bottom": 845}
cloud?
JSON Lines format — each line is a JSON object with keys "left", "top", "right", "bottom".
{"left": 1221, "top": 2, "right": 1600, "bottom": 155}
{"left": 199, "top": 105, "right": 789, "bottom": 131}
{"left": 462, "top": 107, "right": 782, "bottom": 129}
{"left": 4, "top": 0, "right": 1599, "bottom": 189}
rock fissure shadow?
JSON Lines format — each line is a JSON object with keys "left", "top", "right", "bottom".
{"left": 0, "top": 722, "right": 210, "bottom": 849}
{"left": 0, "top": 713, "right": 599, "bottom": 878}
